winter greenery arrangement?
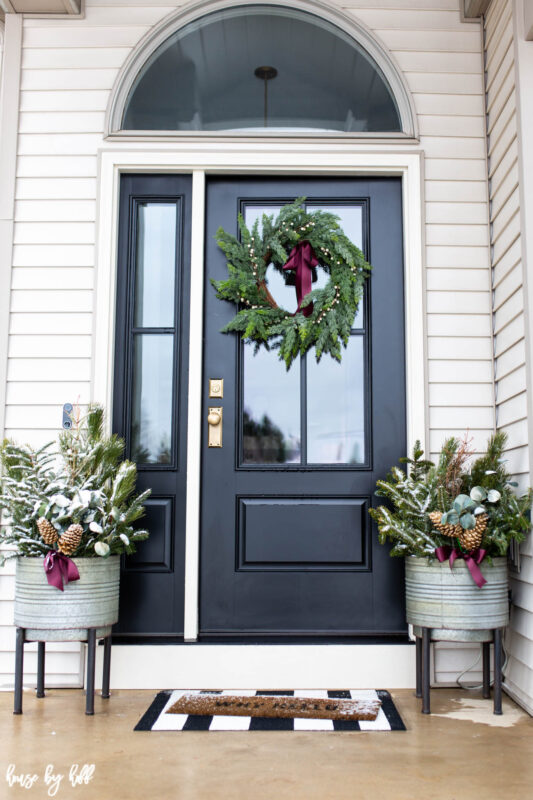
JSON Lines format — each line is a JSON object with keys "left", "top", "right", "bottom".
{"left": 212, "top": 198, "right": 372, "bottom": 369}
{"left": 369, "top": 433, "right": 532, "bottom": 560}
{"left": 0, "top": 405, "right": 150, "bottom": 565}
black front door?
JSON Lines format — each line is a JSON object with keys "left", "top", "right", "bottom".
{"left": 200, "top": 177, "right": 407, "bottom": 637}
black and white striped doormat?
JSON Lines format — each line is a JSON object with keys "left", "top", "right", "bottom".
{"left": 135, "top": 690, "right": 406, "bottom": 731}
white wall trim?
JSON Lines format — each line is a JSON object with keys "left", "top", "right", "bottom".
{"left": 184, "top": 171, "right": 206, "bottom": 641}
{"left": 513, "top": 0, "right": 533, "bottom": 487}
{"left": 93, "top": 143, "right": 427, "bottom": 645}
{"left": 0, "top": 13, "right": 22, "bottom": 438}
{"left": 503, "top": 678, "right": 533, "bottom": 716}
{"left": 95, "top": 643, "right": 416, "bottom": 690}
{"left": 104, "top": 0, "right": 418, "bottom": 139}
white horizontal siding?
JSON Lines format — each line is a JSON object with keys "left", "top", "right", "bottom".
{"left": 14, "top": 200, "right": 96, "bottom": 221}
{"left": 7, "top": 358, "right": 91, "bottom": 381}
{"left": 428, "top": 336, "right": 493, "bottom": 360}
{"left": 10, "top": 314, "right": 93, "bottom": 335}
{"left": 11, "top": 267, "right": 94, "bottom": 289}
{"left": 429, "top": 429, "right": 494, "bottom": 452}
{"left": 485, "top": 0, "right": 533, "bottom": 715}
{"left": 0, "top": 1, "right": 495, "bottom": 689}
{"left": 485, "top": 0, "right": 527, "bottom": 479}
{"left": 433, "top": 642, "right": 489, "bottom": 687}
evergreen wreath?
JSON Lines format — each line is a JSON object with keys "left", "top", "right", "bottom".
{"left": 212, "top": 198, "right": 372, "bottom": 369}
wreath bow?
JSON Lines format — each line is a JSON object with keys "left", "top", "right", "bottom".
{"left": 212, "top": 199, "right": 372, "bottom": 368}
{"left": 282, "top": 240, "right": 318, "bottom": 318}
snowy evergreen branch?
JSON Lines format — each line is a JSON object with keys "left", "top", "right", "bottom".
{"left": 370, "top": 435, "right": 532, "bottom": 559}
{"left": 0, "top": 405, "right": 150, "bottom": 562}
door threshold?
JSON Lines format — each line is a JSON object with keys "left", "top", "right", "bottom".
{"left": 111, "top": 634, "right": 410, "bottom": 645}
{"left": 95, "top": 643, "right": 416, "bottom": 690}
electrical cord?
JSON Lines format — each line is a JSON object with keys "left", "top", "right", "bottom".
{"left": 455, "top": 640, "right": 508, "bottom": 690}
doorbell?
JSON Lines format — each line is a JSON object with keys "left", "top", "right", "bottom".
{"left": 62, "top": 403, "right": 73, "bottom": 429}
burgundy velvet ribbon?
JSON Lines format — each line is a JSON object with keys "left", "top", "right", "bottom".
{"left": 43, "top": 551, "right": 80, "bottom": 592}
{"left": 283, "top": 241, "right": 318, "bottom": 317}
{"left": 435, "top": 545, "right": 487, "bottom": 588}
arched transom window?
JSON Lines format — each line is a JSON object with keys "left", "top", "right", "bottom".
{"left": 122, "top": 5, "right": 402, "bottom": 133}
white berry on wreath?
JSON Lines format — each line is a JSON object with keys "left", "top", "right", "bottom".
{"left": 212, "top": 198, "right": 372, "bottom": 369}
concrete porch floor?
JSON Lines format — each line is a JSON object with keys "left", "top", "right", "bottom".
{"left": 1, "top": 688, "right": 532, "bottom": 799}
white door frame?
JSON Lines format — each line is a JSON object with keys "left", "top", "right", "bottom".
{"left": 93, "top": 142, "right": 426, "bottom": 684}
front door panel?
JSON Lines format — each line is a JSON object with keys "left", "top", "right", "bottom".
{"left": 200, "top": 177, "right": 406, "bottom": 637}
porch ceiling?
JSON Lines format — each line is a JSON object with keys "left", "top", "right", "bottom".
{"left": 0, "top": 0, "right": 81, "bottom": 18}
{"left": 463, "top": 0, "right": 491, "bottom": 17}
{"left": 0, "top": 1, "right": 492, "bottom": 24}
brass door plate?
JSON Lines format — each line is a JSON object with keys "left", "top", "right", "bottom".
{"left": 207, "top": 407, "right": 223, "bottom": 448}
{"left": 209, "top": 379, "right": 224, "bottom": 398}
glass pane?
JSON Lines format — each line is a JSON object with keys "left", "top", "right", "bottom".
{"left": 123, "top": 6, "right": 401, "bottom": 133}
{"left": 134, "top": 203, "right": 176, "bottom": 328}
{"left": 307, "top": 336, "right": 365, "bottom": 464}
{"left": 242, "top": 345, "right": 301, "bottom": 464}
{"left": 131, "top": 334, "right": 174, "bottom": 464}
{"left": 307, "top": 204, "right": 364, "bottom": 327}
{"left": 244, "top": 205, "right": 300, "bottom": 311}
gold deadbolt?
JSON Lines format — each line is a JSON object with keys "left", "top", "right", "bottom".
{"left": 208, "top": 406, "right": 223, "bottom": 447}
{"left": 209, "top": 379, "right": 224, "bottom": 398}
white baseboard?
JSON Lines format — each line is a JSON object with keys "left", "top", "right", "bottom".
{"left": 503, "top": 680, "right": 533, "bottom": 717}
{"left": 94, "top": 644, "right": 417, "bottom": 690}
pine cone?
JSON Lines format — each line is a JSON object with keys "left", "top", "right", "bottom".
{"left": 458, "top": 513, "right": 488, "bottom": 552}
{"left": 37, "top": 517, "right": 58, "bottom": 546}
{"left": 428, "top": 510, "right": 460, "bottom": 538}
{"left": 57, "top": 524, "right": 83, "bottom": 556}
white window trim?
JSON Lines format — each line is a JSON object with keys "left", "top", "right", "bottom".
{"left": 0, "top": 13, "right": 22, "bottom": 440}
{"left": 93, "top": 142, "right": 427, "bottom": 642}
{"left": 105, "top": 0, "right": 418, "bottom": 140}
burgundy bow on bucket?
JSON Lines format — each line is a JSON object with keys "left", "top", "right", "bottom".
{"left": 283, "top": 240, "right": 319, "bottom": 317}
{"left": 44, "top": 550, "right": 80, "bottom": 592}
{"left": 435, "top": 545, "right": 487, "bottom": 588}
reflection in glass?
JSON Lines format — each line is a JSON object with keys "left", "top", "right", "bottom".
{"left": 242, "top": 345, "right": 300, "bottom": 464}
{"left": 134, "top": 203, "right": 177, "bottom": 328}
{"left": 122, "top": 6, "right": 401, "bottom": 132}
{"left": 131, "top": 335, "right": 174, "bottom": 463}
{"left": 245, "top": 205, "right": 300, "bottom": 311}
{"left": 307, "top": 205, "right": 363, "bottom": 250}
{"left": 307, "top": 337, "right": 365, "bottom": 464}
{"left": 244, "top": 205, "right": 282, "bottom": 233}
{"left": 307, "top": 204, "right": 364, "bottom": 327}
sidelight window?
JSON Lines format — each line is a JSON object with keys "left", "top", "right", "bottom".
{"left": 129, "top": 201, "right": 180, "bottom": 465}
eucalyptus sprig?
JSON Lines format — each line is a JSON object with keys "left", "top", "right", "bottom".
{"left": 441, "top": 486, "right": 501, "bottom": 532}
{"left": 370, "top": 433, "right": 532, "bottom": 559}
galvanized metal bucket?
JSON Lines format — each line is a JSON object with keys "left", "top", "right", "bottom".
{"left": 14, "top": 556, "right": 120, "bottom": 642}
{"left": 405, "top": 555, "right": 509, "bottom": 642}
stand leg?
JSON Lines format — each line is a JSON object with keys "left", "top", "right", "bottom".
{"left": 36, "top": 641, "right": 45, "bottom": 698}
{"left": 493, "top": 629, "right": 503, "bottom": 715}
{"left": 101, "top": 636, "right": 111, "bottom": 699}
{"left": 85, "top": 630, "right": 96, "bottom": 716}
{"left": 422, "top": 627, "right": 431, "bottom": 714}
{"left": 415, "top": 636, "right": 422, "bottom": 698}
{"left": 482, "top": 641, "right": 490, "bottom": 699}
{"left": 14, "top": 628, "right": 25, "bottom": 715}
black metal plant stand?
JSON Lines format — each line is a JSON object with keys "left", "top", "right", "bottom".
{"left": 13, "top": 628, "right": 112, "bottom": 716}
{"left": 415, "top": 627, "right": 504, "bottom": 715}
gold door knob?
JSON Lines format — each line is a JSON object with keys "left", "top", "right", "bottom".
{"left": 207, "top": 406, "right": 223, "bottom": 447}
{"left": 207, "top": 410, "right": 221, "bottom": 426}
